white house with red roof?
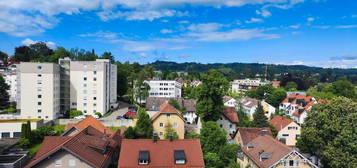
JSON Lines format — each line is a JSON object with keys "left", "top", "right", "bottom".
{"left": 279, "top": 93, "right": 317, "bottom": 124}
{"left": 216, "top": 107, "right": 239, "bottom": 137}
{"left": 269, "top": 116, "right": 301, "bottom": 146}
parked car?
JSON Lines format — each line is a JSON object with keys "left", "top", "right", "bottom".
{"left": 128, "top": 106, "right": 137, "bottom": 112}
{"left": 123, "top": 110, "right": 137, "bottom": 119}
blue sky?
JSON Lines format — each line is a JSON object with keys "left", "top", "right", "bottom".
{"left": 0, "top": 0, "right": 357, "bottom": 68}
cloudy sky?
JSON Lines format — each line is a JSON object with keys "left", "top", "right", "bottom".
{"left": 0, "top": 0, "right": 357, "bottom": 68}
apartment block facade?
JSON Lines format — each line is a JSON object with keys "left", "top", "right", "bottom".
{"left": 18, "top": 62, "right": 61, "bottom": 120}
{"left": 69, "top": 59, "right": 117, "bottom": 115}
{"left": 146, "top": 80, "right": 182, "bottom": 98}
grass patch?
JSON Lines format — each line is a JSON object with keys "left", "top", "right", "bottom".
{"left": 0, "top": 119, "right": 42, "bottom": 123}
{"left": 27, "top": 143, "right": 41, "bottom": 158}
{"left": 107, "top": 126, "right": 120, "bottom": 131}
{"left": 102, "top": 110, "right": 113, "bottom": 118}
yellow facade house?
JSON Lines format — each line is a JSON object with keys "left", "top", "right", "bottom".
{"left": 151, "top": 102, "right": 185, "bottom": 139}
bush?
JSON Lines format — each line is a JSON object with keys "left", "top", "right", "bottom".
{"left": 70, "top": 110, "right": 83, "bottom": 118}
{"left": 95, "top": 112, "right": 102, "bottom": 118}
{"left": 18, "top": 138, "right": 30, "bottom": 147}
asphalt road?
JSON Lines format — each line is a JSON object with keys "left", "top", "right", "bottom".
{"left": 101, "top": 101, "right": 130, "bottom": 121}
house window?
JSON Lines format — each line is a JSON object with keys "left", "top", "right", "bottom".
{"left": 282, "top": 134, "right": 289, "bottom": 137}
{"left": 13, "top": 132, "right": 21, "bottom": 138}
{"left": 93, "top": 97, "right": 97, "bottom": 100}
{"left": 84, "top": 110, "right": 87, "bottom": 113}
{"left": 69, "top": 159, "right": 76, "bottom": 167}
{"left": 38, "top": 102, "right": 42, "bottom": 105}
{"left": 173, "top": 122, "right": 177, "bottom": 127}
{"left": 296, "top": 134, "right": 300, "bottom": 139}
{"left": 37, "top": 66, "right": 42, "bottom": 70}
{"left": 1, "top": 132, "right": 10, "bottom": 138}
{"left": 159, "top": 123, "right": 164, "bottom": 127}
{"left": 138, "top": 151, "right": 149, "bottom": 165}
{"left": 295, "top": 160, "right": 300, "bottom": 166}
{"left": 166, "top": 114, "right": 171, "bottom": 118}
{"left": 220, "top": 124, "right": 223, "bottom": 128}
{"left": 83, "top": 83, "right": 87, "bottom": 87}
{"left": 289, "top": 160, "right": 294, "bottom": 166}
{"left": 37, "top": 74, "right": 42, "bottom": 77}
{"left": 93, "top": 77, "right": 97, "bottom": 81}
{"left": 37, "top": 87, "right": 42, "bottom": 91}
{"left": 229, "top": 124, "right": 232, "bottom": 128}
{"left": 38, "top": 109, "right": 42, "bottom": 113}
{"left": 174, "top": 150, "right": 186, "bottom": 165}
{"left": 93, "top": 103, "right": 96, "bottom": 106}
{"left": 93, "top": 71, "right": 97, "bottom": 75}
{"left": 37, "top": 80, "right": 42, "bottom": 84}
{"left": 83, "top": 103, "right": 87, "bottom": 106}
{"left": 84, "top": 77, "right": 87, "bottom": 81}
{"left": 38, "top": 95, "right": 42, "bottom": 98}
{"left": 55, "top": 160, "right": 62, "bottom": 167}
{"left": 159, "top": 132, "right": 163, "bottom": 136}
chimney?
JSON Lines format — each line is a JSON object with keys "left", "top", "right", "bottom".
{"left": 152, "top": 132, "right": 158, "bottom": 143}
{"left": 261, "top": 129, "right": 267, "bottom": 136}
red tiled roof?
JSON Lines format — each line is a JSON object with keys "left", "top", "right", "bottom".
{"left": 65, "top": 115, "right": 114, "bottom": 136}
{"left": 151, "top": 102, "right": 184, "bottom": 121}
{"left": 146, "top": 97, "right": 197, "bottom": 112}
{"left": 222, "top": 107, "right": 239, "bottom": 123}
{"left": 235, "top": 127, "right": 272, "bottom": 146}
{"left": 26, "top": 126, "right": 120, "bottom": 168}
{"left": 118, "top": 139, "right": 205, "bottom": 168}
{"left": 223, "top": 96, "right": 234, "bottom": 103}
{"left": 269, "top": 116, "right": 293, "bottom": 131}
{"left": 242, "top": 135, "right": 292, "bottom": 168}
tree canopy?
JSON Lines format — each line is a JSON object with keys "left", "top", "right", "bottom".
{"left": 196, "top": 70, "right": 229, "bottom": 121}
{"left": 134, "top": 108, "right": 153, "bottom": 139}
{"left": 0, "top": 75, "right": 10, "bottom": 110}
{"left": 252, "top": 103, "right": 269, "bottom": 127}
{"left": 297, "top": 97, "right": 357, "bottom": 168}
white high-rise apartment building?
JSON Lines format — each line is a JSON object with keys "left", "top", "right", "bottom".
{"left": 18, "top": 62, "right": 60, "bottom": 120}
{"left": 69, "top": 59, "right": 117, "bottom": 115}
{"left": 146, "top": 80, "right": 182, "bottom": 98}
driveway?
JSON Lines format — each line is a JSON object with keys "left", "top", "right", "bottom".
{"left": 99, "top": 101, "right": 134, "bottom": 127}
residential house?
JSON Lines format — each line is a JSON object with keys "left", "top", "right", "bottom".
{"left": 271, "top": 81, "right": 280, "bottom": 88}
{"left": 0, "top": 119, "right": 43, "bottom": 139}
{"left": 151, "top": 103, "right": 185, "bottom": 139}
{"left": 68, "top": 59, "right": 117, "bottom": 116}
{"left": 62, "top": 115, "right": 115, "bottom": 136}
{"left": 118, "top": 139, "right": 205, "bottom": 168}
{"left": 223, "top": 96, "right": 237, "bottom": 107}
{"left": 18, "top": 62, "right": 61, "bottom": 120}
{"left": 25, "top": 126, "right": 121, "bottom": 168}
{"left": 189, "top": 80, "right": 202, "bottom": 87}
{"left": 216, "top": 107, "right": 239, "bottom": 137}
{"left": 233, "top": 127, "right": 272, "bottom": 147}
{"left": 240, "top": 97, "right": 276, "bottom": 119}
{"left": 237, "top": 135, "right": 317, "bottom": 168}
{"left": 269, "top": 116, "right": 301, "bottom": 146}
{"left": 145, "top": 80, "right": 182, "bottom": 98}
{"left": 146, "top": 97, "right": 197, "bottom": 124}
{"left": 279, "top": 94, "right": 317, "bottom": 124}
{"left": 231, "top": 79, "right": 269, "bottom": 92}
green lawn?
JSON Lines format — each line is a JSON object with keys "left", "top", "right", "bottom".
{"left": 28, "top": 143, "right": 42, "bottom": 158}
{"left": 107, "top": 126, "right": 120, "bottom": 131}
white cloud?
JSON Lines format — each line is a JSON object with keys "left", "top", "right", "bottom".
{"left": 289, "top": 24, "right": 300, "bottom": 29}
{"left": 307, "top": 17, "right": 315, "bottom": 22}
{"left": 187, "top": 23, "right": 224, "bottom": 32}
{"left": 187, "top": 28, "right": 279, "bottom": 42}
{"left": 314, "top": 24, "right": 357, "bottom": 29}
{"left": 179, "top": 20, "right": 189, "bottom": 24}
{"left": 21, "top": 38, "right": 57, "bottom": 49}
{"left": 79, "top": 31, "right": 119, "bottom": 39}
{"left": 139, "top": 52, "right": 148, "bottom": 57}
{"left": 0, "top": 0, "right": 307, "bottom": 36}
{"left": 97, "top": 9, "right": 188, "bottom": 21}
{"left": 246, "top": 18, "right": 264, "bottom": 23}
{"left": 160, "top": 29, "right": 173, "bottom": 34}
{"left": 256, "top": 9, "right": 271, "bottom": 17}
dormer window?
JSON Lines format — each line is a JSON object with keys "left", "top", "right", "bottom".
{"left": 174, "top": 150, "right": 186, "bottom": 165}
{"left": 138, "top": 151, "right": 149, "bottom": 165}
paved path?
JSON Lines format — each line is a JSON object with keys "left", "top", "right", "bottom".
{"left": 99, "top": 101, "right": 134, "bottom": 127}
